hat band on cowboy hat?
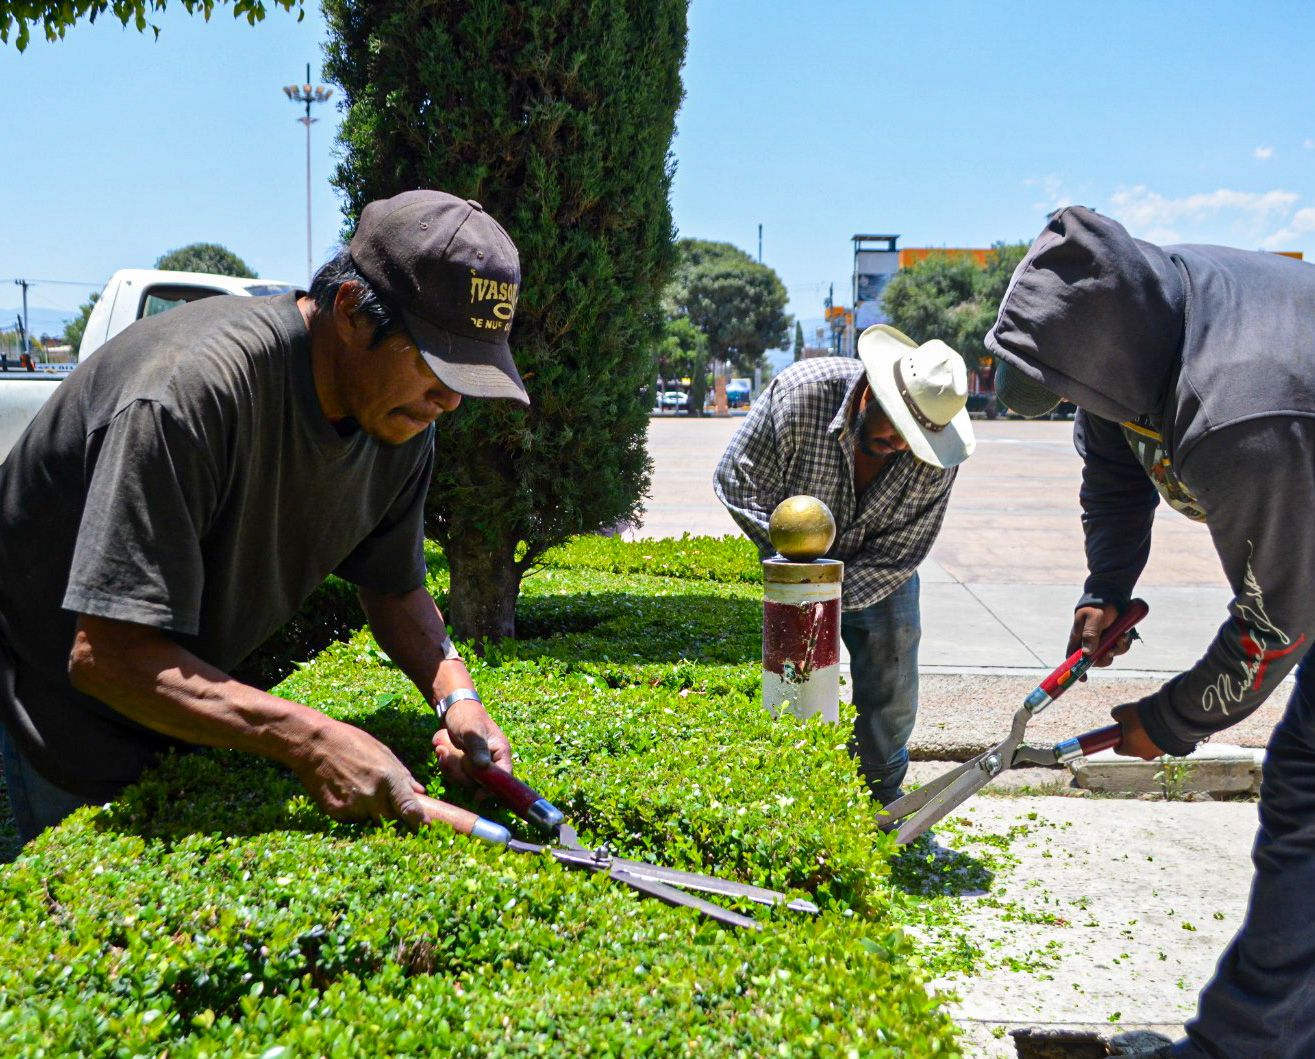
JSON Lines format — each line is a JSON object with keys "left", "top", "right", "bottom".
{"left": 856, "top": 324, "right": 976, "bottom": 469}
{"left": 893, "top": 358, "right": 949, "bottom": 433}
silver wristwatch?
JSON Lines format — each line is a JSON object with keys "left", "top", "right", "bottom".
{"left": 435, "top": 687, "right": 482, "bottom": 726}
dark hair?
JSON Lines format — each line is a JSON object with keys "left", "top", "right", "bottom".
{"left": 309, "top": 246, "right": 405, "bottom": 347}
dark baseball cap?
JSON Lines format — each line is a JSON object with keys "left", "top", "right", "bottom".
{"left": 350, "top": 189, "right": 529, "bottom": 405}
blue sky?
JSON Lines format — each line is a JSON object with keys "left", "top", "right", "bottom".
{"left": 5, "top": 0, "right": 1315, "bottom": 335}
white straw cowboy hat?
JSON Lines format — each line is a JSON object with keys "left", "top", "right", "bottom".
{"left": 856, "top": 324, "right": 975, "bottom": 469}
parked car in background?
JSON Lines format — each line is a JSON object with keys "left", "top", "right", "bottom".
{"left": 1, "top": 268, "right": 297, "bottom": 463}
{"left": 726, "top": 379, "right": 752, "bottom": 409}
{"left": 77, "top": 269, "right": 298, "bottom": 359}
{"left": 659, "top": 390, "right": 690, "bottom": 413}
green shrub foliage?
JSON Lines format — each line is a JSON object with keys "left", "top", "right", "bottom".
{"left": 0, "top": 1, "right": 303, "bottom": 52}
{"left": 323, "top": 0, "right": 687, "bottom": 644}
{"left": 0, "top": 538, "right": 961, "bottom": 1055}
{"left": 155, "top": 242, "right": 258, "bottom": 278}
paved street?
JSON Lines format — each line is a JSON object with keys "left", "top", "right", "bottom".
{"left": 634, "top": 415, "right": 1231, "bottom": 674}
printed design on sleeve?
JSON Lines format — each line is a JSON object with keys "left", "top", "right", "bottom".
{"left": 1202, "top": 543, "right": 1306, "bottom": 716}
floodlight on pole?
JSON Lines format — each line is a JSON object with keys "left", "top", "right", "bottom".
{"left": 283, "top": 63, "right": 333, "bottom": 285}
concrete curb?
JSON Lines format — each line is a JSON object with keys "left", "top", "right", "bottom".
{"left": 1072, "top": 744, "right": 1264, "bottom": 798}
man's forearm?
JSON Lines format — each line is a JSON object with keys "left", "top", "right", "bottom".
{"left": 358, "top": 585, "right": 474, "bottom": 707}
{"left": 68, "top": 615, "right": 328, "bottom": 768}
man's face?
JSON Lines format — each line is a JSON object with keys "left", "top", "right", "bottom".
{"left": 341, "top": 326, "right": 463, "bottom": 446}
{"left": 853, "top": 386, "right": 910, "bottom": 460}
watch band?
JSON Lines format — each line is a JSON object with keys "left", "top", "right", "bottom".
{"left": 435, "top": 687, "right": 482, "bottom": 725}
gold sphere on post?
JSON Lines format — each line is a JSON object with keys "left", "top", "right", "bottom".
{"left": 768, "top": 495, "right": 836, "bottom": 562}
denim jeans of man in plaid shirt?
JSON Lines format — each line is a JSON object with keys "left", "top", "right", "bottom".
{"left": 714, "top": 357, "right": 957, "bottom": 805}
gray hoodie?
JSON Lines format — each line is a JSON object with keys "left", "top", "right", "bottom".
{"left": 986, "top": 206, "right": 1315, "bottom": 755}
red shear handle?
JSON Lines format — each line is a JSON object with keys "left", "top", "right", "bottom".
{"left": 468, "top": 763, "right": 566, "bottom": 834}
{"left": 1076, "top": 724, "right": 1123, "bottom": 756}
{"left": 1091, "top": 598, "right": 1150, "bottom": 658}
{"left": 1038, "top": 598, "right": 1150, "bottom": 699}
{"left": 469, "top": 764, "right": 540, "bottom": 817}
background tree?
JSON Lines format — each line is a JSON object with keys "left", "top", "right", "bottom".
{"left": 879, "top": 243, "right": 1027, "bottom": 368}
{"left": 655, "top": 316, "right": 706, "bottom": 391}
{"left": 792, "top": 319, "right": 804, "bottom": 362}
{"left": 2, "top": 1, "right": 303, "bottom": 51}
{"left": 324, "top": 0, "right": 686, "bottom": 644}
{"left": 664, "top": 239, "right": 791, "bottom": 415}
{"left": 155, "top": 242, "right": 257, "bottom": 277}
{"left": 62, "top": 292, "right": 99, "bottom": 352}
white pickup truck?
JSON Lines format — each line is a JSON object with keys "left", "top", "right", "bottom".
{"left": 0, "top": 268, "right": 298, "bottom": 460}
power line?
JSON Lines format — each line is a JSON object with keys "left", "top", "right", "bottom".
{"left": 0, "top": 277, "right": 104, "bottom": 287}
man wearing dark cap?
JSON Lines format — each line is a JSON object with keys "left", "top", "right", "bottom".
{"left": 988, "top": 204, "right": 1315, "bottom": 1058}
{"left": 0, "top": 189, "right": 527, "bottom": 843}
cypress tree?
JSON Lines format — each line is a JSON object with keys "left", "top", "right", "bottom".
{"left": 323, "top": 0, "right": 687, "bottom": 643}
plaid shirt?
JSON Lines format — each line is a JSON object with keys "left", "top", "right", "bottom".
{"left": 714, "top": 357, "right": 956, "bottom": 610}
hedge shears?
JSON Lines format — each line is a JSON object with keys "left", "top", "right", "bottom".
{"left": 420, "top": 759, "right": 819, "bottom": 931}
{"left": 878, "top": 599, "right": 1150, "bottom": 845}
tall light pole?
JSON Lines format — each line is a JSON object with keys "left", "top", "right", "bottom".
{"left": 283, "top": 64, "right": 333, "bottom": 285}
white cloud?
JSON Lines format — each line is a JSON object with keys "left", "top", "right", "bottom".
{"left": 1304, "top": 138, "right": 1315, "bottom": 150}
{"left": 1261, "top": 207, "right": 1315, "bottom": 250}
{"left": 1024, "top": 174, "right": 1074, "bottom": 214}
{"left": 1106, "top": 185, "right": 1299, "bottom": 244}
{"left": 1254, "top": 146, "right": 1275, "bottom": 160}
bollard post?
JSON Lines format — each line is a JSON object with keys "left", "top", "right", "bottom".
{"left": 762, "top": 496, "right": 844, "bottom": 722}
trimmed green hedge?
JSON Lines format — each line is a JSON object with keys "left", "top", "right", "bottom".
{"left": 539, "top": 533, "right": 763, "bottom": 584}
{"left": 0, "top": 537, "right": 962, "bottom": 1056}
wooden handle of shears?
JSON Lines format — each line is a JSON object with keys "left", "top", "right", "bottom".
{"left": 414, "top": 793, "right": 510, "bottom": 845}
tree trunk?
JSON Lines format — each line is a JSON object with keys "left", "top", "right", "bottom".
{"left": 687, "top": 352, "right": 709, "bottom": 417}
{"left": 445, "top": 529, "right": 521, "bottom": 649}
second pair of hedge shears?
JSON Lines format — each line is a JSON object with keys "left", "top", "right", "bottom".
{"left": 877, "top": 600, "right": 1150, "bottom": 845}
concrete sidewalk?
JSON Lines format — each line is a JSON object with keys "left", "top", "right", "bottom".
{"left": 634, "top": 415, "right": 1270, "bottom": 1056}
{"left": 919, "top": 794, "right": 1257, "bottom": 1059}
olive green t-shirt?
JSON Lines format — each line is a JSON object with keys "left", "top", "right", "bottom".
{"left": 0, "top": 294, "right": 434, "bottom": 798}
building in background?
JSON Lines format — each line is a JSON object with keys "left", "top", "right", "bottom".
{"left": 833, "top": 237, "right": 994, "bottom": 357}
{"left": 851, "top": 234, "right": 901, "bottom": 338}
{"left": 897, "top": 247, "right": 993, "bottom": 269}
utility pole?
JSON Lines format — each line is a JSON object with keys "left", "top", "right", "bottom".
{"left": 14, "top": 279, "right": 31, "bottom": 354}
{"left": 283, "top": 65, "right": 334, "bottom": 285}
{"left": 757, "top": 223, "right": 763, "bottom": 263}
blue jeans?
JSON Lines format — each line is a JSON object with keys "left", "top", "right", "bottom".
{"left": 0, "top": 723, "right": 95, "bottom": 845}
{"left": 1174, "top": 654, "right": 1315, "bottom": 1058}
{"left": 841, "top": 573, "right": 920, "bottom": 807}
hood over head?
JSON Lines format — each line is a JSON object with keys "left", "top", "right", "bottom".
{"left": 985, "top": 206, "right": 1186, "bottom": 423}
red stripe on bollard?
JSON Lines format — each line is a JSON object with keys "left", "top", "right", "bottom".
{"left": 763, "top": 598, "right": 841, "bottom": 676}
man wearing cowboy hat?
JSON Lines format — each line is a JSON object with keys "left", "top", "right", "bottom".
{"left": 714, "top": 326, "right": 975, "bottom": 807}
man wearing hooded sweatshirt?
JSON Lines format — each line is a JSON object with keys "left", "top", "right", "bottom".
{"left": 986, "top": 204, "right": 1315, "bottom": 1059}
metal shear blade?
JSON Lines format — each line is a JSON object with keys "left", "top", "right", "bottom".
{"left": 879, "top": 715, "right": 1027, "bottom": 845}
{"left": 609, "top": 866, "right": 761, "bottom": 931}
{"left": 507, "top": 839, "right": 818, "bottom": 926}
